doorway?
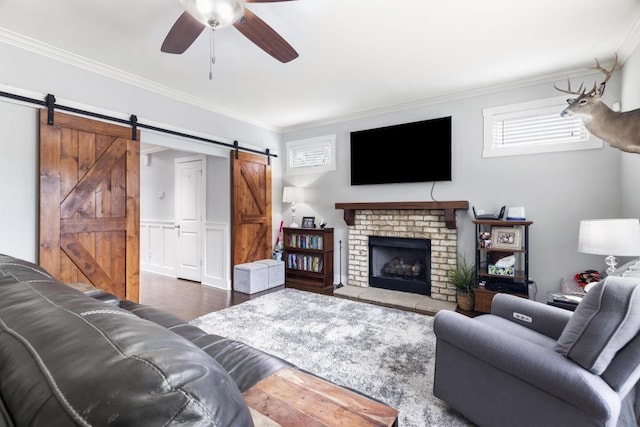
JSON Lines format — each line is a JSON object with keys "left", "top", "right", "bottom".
{"left": 139, "top": 141, "right": 271, "bottom": 291}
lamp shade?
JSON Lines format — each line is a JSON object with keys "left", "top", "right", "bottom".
{"left": 578, "top": 219, "right": 640, "bottom": 256}
{"left": 282, "top": 187, "right": 304, "bottom": 204}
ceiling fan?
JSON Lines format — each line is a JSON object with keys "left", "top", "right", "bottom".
{"left": 161, "top": 0, "right": 298, "bottom": 63}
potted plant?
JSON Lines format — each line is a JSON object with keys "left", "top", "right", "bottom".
{"left": 448, "top": 255, "right": 476, "bottom": 311}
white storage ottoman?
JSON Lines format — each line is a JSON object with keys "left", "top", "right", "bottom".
{"left": 234, "top": 262, "right": 269, "bottom": 294}
{"left": 255, "top": 259, "right": 285, "bottom": 288}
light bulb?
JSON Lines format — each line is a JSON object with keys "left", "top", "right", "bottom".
{"left": 181, "top": 0, "right": 245, "bottom": 29}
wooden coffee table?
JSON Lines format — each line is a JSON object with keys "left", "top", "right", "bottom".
{"left": 244, "top": 367, "right": 398, "bottom": 427}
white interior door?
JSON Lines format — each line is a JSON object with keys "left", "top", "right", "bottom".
{"left": 175, "top": 155, "right": 205, "bottom": 281}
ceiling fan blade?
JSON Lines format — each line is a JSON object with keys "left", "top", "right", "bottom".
{"left": 161, "top": 11, "right": 206, "bottom": 54}
{"left": 233, "top": 9, "right": 298, "bottom": 63}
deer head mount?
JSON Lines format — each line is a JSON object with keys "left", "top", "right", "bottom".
{"left": 554, "top": 53, "right": 640, "bottom": 154}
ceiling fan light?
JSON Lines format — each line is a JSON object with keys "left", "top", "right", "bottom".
{"left": 181, "top": 0, "right": 245, "bottom": 29}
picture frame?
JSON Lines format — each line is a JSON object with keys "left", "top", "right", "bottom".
{"left": 490, "top": 227, "right": 522, "bottom": 250}
{"left": 478, "top": 231, "right": 491, "bottom": 249}
{"left": 301, "top": 216, "right": 315, "bottom": 228}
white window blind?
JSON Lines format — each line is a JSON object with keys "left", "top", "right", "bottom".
{"left": 290, "top": 141, "right": 332, "bottom": 168}
{"left": 285, "top": 135, "right": 336, "bottom": 175}
{"left": 493, "top": 112, "right": 588, "bottom": 146}
{"left": 483, "top": 96, "right": 602, "bottom": 157}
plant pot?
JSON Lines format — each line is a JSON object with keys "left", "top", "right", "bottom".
{"left": 456, "top": 291, "right": 474, "bottom": 311}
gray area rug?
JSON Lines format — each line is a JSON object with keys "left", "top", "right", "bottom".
{"left": 190, "top": 288, "right": 474, "bottom": 427}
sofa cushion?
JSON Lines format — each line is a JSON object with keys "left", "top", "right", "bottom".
{"left": 554, "top": 276, "right": 640, "bottom": 374}
{"left": 0, "top": 260, "right": 253, "bottom": 426}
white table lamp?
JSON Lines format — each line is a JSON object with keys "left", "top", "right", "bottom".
{"left": 578, "top": 218, "right": 640, "bottom": 275}
{"left": 282, "top": 187, "right": 304, "bottom": 228}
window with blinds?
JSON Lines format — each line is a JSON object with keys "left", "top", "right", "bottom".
{"left": 285, "top": 134, "right": 336, "bottom": 175}
{"left": 483, "top": 96, "right": 602, "bottom": 157}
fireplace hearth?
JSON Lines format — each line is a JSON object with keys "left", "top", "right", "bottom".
{"left": 369, "top": 236, "right": 431, "bottom": 296}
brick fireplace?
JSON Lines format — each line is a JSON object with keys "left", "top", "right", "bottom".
{"left": 335, "top": 201, "right": 469, "bottom": 302}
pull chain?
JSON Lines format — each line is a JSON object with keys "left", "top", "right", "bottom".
{"left": 209, "top": 29, "right": 216, "bottom": 80}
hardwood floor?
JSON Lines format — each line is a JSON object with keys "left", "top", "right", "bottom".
{"left": 139, "top": 271, "right": 284, "bottom": 321}
{"left": 138, "top": 271, "right": 457, "bottom": 322}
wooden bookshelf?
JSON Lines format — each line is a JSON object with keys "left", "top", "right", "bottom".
{"left": 283, "top": 227, "right": 334, "bottom": 295}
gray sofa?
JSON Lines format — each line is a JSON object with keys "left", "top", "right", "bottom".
{"left": 433, "top": 276, "right": 640, "bottom": 427}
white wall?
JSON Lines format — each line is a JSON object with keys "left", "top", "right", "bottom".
{"left": 620, "top": 44, "right": 640, "bottom": 219}
{"left": 141, "top": 149, "right": 187, "bottom": 221}
{"left": 206, "top": 155, "right": 231, "bottom": 222}
{"left": 283, "top": 73, "right": 624, "bottom": 302}
{"left": 0, "top": 41, "right": 283, "bottom": 264}
{"left": 0, "top": 102, "right": 38, "bottom": 261}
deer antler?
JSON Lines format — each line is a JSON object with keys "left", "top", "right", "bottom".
{"left": 553, "top": 79, "right": 587, "bottom": 96}
{"left": 592, "top": 52, "right": 618, "bottom": 95}
{"left": 554, "top": 53, "right": 619, "bottom": 97}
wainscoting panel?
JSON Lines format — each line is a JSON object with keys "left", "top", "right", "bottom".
{"left": 141, "top": 220, "right": 230, "bottom": 290}
{"left": 140, "top": 220, "right": 176, "bottom": 276}
{"left": 203, "top": 222, "right": 230, "bottom": 290}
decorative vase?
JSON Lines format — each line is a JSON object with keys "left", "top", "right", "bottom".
{"left": 457, "top": 291, "right": 474, "bottom": 311}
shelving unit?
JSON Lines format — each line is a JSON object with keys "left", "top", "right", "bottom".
{"left": 283, "top": 227, "right": 334, "bottom": 295}
{"left": 473, "top": 219, "right": 533, "bottom": 313}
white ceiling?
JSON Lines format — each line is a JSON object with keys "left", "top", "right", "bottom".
{"left": 1, "top": 0, "right": 640, "bottom": 132}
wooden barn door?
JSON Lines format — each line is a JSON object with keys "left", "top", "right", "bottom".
{"left": 231, "top": 151, "right": 272, "bottom": 280}
{"left": 39, "top": 110, "right": 140, "bottom": 301}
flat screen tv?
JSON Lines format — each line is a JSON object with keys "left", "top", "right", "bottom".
{"left": 350, "top": 116, "right": 452, "bottom": 185}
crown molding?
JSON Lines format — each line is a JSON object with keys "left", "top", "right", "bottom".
{"left": 280, "top": 65, "right": 608, "bottom": 133}
{"left": 618, "top": 17, "right": 640, "bottom": 60}
{"left": 0, "top": 28, "right": 279, "bottom": 132}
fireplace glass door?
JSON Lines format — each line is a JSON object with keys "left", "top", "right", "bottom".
{"left": 368, "top": 236, "right": 431, "bottom": 296}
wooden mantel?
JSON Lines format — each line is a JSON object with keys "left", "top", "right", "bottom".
{"left": 335, "top": 201, "right": 469, "bottom": 229}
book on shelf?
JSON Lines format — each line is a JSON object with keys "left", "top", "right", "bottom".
{"left": 288, "top": 234, "right": 324, "bottom": 250}
{"left": 287, "top": 254, "right": 323, "bottom": 273}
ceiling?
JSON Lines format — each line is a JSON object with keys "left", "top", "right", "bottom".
{"left": 1, "top": 0, "right": 640, "bottom": 132}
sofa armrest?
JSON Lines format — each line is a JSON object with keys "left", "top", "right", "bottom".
{"left": 84, "top": 289, "right": 119, "bottom": 305}
{"left": 433, "top": 310, "right": 619, "bottom": 420}
{"left": 67, "top": 281, "right": 119, "bottom": 305}
{"left": 490, "top": 293, "right": 572, "bottom": 340}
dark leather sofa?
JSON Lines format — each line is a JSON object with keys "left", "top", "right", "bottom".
{"left": 0, "top": 254, "right": 293, "bottom": 426}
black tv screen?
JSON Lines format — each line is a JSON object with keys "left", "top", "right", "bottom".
{"left": 350, "top": 116, "right": 452, "bottom": 185}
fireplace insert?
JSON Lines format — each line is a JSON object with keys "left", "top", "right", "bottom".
{"left": 368, "top": 236, "right": 431, "bottom": 296}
